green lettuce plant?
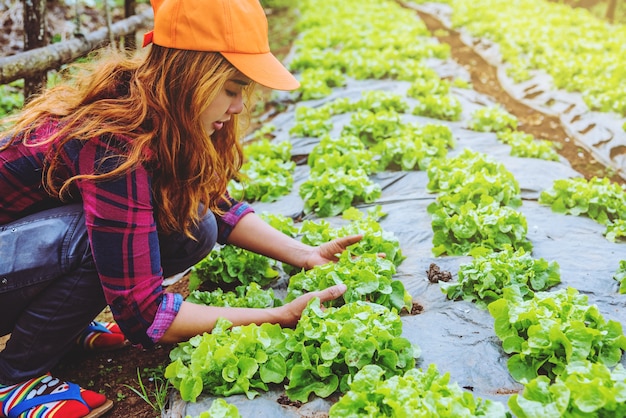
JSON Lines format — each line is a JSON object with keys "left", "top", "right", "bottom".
{"left": 298, "top": 67, "right": 346, "bottom": 100}
{"left": 508, "top": 360, "right": 626, "bottom": 417}
{"left": 488, "top": 287, "right": 626, "bottom": 383}
{"left": 341, "top": 109, "right": 403, "bottom": 147}
{"left": 429, "top": 196, "right": 531, "bottom": 256}
{"left": 497, "top": 130, "right": 559, "bottom": 161}
{"left": 468, "top": 106, "right": 518, "bottom": 133}
{"left": 614, "top": 260, "right": 626, "bottom": 294}
{"left": 371, "top": 123, "right": 453, "bottom": 171}
{"left": 242, "top": 138, "right": 291, "bottom": 161}
{"left": 186, "top": 283, "right": 282, "bottom": 309}
{"left": 259, "top": 212, "right": 299, "bottom": 238}
{"left": 228, "top": 157, "right": 295, "bottom": 203}
{"left": 329, "top": 364, "right": 509, "bottom": 417}
{"left": 441, "top": 246, "right": 561, "bottom": 309}
{"left": 427, "top": 149, "right": 521, "bottom": 208}
{"left": 193, "top": 398, "right": 242, "bottom": 418}
{"left": 292, "top": 0, "right": 448, "bottom": 83}
{"left": 354, "top": 90, "right": 410, "bottom": 114}
{"left": 165, "top": 318, "right": 293, "bottom": 401}
{"left": 166, "top": 300, "right": 420, "bottom": 404}
{"left": 298, "top": 206, "right": 405, "bottom": 266}
{"left": 299, "top": 167, "right": 381, "bottom": 217}
{"left": 412, "top": 94, "right": 463, "bottom": 121}
{"left": 308, "top": 135, "right": 378, "bottom": 175}
{"left": 539, "top": 176, "right": 626, "bottom": 241}
{"left": 228, "top": 139, "right": 295, "bottom": 203}
{"left": 447, "top": 0, "right": 626, "bottom": 116}
{"left": 286, "top": 251, "right": 412, "bottom": 313}
{"left": 606, "top": 219, "right": 626, "bottom": 242}
{"left": 284, "top": 300, "right": 420, "bottom": 402}
{"left": 427, "top": 149, "right": 530, "bottom": 256}
{"left": 289, "top": 105, "right": 333, "bottom": 138}
{"left": 188, "top": 245, "right": 279, "bottom": 290}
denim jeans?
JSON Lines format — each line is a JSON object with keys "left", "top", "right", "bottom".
{"left": 0, "top": 204, "right": 217, "bottom": 385}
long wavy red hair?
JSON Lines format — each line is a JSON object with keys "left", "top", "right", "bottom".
{"left": 2, "top": 45, "right": 254, "bottom": 236}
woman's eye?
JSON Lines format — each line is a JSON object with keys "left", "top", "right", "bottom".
{"left": 225, "top": 90, "right": 237, "bottom": 98}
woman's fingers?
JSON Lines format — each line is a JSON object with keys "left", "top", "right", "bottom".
{"left": 335, "top": 234, "right": 363, "bottom": 248}
{"left": 315, "top": 283, "right": 347, "bottom": 303}
{"left": 281, "top": 283, "right": 347, "bottom": 327}
{"left": 320, "top": 234, "right": 363, "bottom": 259}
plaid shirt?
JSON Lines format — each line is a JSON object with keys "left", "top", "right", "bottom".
{"left": 0, "top": 121, "right": 253, "bottom": 347}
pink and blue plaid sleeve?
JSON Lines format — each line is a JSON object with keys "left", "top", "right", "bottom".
{"left": 216, "top": 197, "right": 254, "bottom": 244}
{"left": 75, "top": 136, "right": 181, "bottom": 348}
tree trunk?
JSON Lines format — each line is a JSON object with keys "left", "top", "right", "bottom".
{"left": 606, "top": 0, "right": 618, "bottom": 23}
{"left": 0, "top": 8, "right": 153, "bottom": 86}
{"left": 23, "top": 0, "right": 47, "bottom": 102}
{"left": 124, "top": 0, "right": 137, "bottom": 50}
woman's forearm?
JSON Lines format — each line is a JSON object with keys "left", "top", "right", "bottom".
{"left": 158, "top": 300, "right": 285, "bottom": 343}
{"left": 159, "top": 283, "right": 348, "bottom": 343}
{"left": 225, "top": 212, "right": 314, "bottom": 268}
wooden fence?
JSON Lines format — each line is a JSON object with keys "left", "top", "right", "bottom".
{"left": 0, "top": 0, "right": 154, "bottom": 101}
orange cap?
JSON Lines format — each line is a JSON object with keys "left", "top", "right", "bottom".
{"left": 143, "top": 0, "right": 300, "bottom": 91}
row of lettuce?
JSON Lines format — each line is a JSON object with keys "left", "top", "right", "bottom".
{"left": 411, "top": 0, "right": 626, "bottom": 122}
{"left": 169, "top": 0, "right": 626, "bottom": 417}
{"left": 428, "top": 137, "right": 626, "bottom": 416}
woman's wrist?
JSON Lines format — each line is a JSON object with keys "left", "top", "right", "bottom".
{"left": 288, "top": 244, "right": 316, "bottom": 269}
{"left": 227, "top": 213, "right": 315, "bottom": 268}
{"left": 272, "top": 304, "right": 298, "bottom": 328}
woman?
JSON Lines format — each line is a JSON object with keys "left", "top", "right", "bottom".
{"left": 0, "top": 0, "right": 359, "bottom": 416}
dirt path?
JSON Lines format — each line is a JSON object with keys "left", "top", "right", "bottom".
{"left": 414, "top": 8, "right": 625, "bottom": 187}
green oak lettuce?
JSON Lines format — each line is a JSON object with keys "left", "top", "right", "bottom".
{"left": 165, "top": 318, "right": 293, "bottom": 401}
{"left": 441, "top": 246, "right": 560, "bottom": 309}
{"left": 285, "top": 300, "right": 420, "bottom": 402}
{"left": 330, "top": 364, "right": 509, "bottom": 417}
{"left": 488, "top": 287, "right": 626, "bottom": 383}
{"left": 509, "top": 360, "right": 626, "bottom": 417}
{"left": 286, "top": 251, "right": 412, "bottom": 313}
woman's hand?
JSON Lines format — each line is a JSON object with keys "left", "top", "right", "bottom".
{"left": 227, "top": 214, "right": 365, "bottom": 271}
{"left": 302, "top": 234, "right": 363, "bottom": 270}
{"left": 278, "top": 283, "right": 347, "bottom": 328}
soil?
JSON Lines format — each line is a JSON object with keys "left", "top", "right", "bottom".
{"left": 426, "top": 263, "right": 452, "bottom": 283}
{"left": 2, "top": 2, "right": 624, "bottom": 418}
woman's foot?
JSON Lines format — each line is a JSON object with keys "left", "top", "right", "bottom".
{"left": 0, "top": 374, "right": 112, "bottom": 417}
{"left": 76, "top": 322, "right": 127, "bottom": 352}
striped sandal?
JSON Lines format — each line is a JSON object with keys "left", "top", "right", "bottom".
{"left": 0, "top": 374, "right": 113, "bottom": 418}
{"left": 76, "top": 322, "right": 128, "bottom": 352}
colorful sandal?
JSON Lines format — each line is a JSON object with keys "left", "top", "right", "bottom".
{"left": 76, "top": 321, "right": 128, "bottom": 352}
{"left": 0, "top": 374, "right": 113, "bottom": 418}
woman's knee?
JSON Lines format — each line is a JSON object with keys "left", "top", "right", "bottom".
{"left": 0, "top": 204, "right": 93, "bottom": 292}
{"left": 0, "top": 204, "right": 102, "bottom": 338}
{"left": 194, "top": 211, "right": 218, "bottom": 257}
{"left": 159, "top": 210, "right": 217, "bottom": 277}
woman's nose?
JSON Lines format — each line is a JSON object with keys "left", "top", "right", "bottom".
{"left": 228, "top": 95, "right": 244, "bottom": 115}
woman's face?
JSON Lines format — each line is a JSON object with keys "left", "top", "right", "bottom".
{"left": 200, "top": 74, "right": 251, "bottom": 137}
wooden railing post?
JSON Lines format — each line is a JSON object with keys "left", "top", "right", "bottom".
{"left": 124, "top": 0, "right": 137, "bottom": 50}
{"left": 23, "top": 0, "right": 47, "bottom": 102}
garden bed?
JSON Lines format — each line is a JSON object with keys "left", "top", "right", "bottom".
{"left": 2, "top": 1, "right": 625, "bottom": 417}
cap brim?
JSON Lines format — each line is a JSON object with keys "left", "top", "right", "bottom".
{"left": 221, "top": 52, "right": 300, "bottom": 91}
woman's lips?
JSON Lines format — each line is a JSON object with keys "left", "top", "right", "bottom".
{"left": 213, "top": 121, "right": 224, "bottom": 131}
